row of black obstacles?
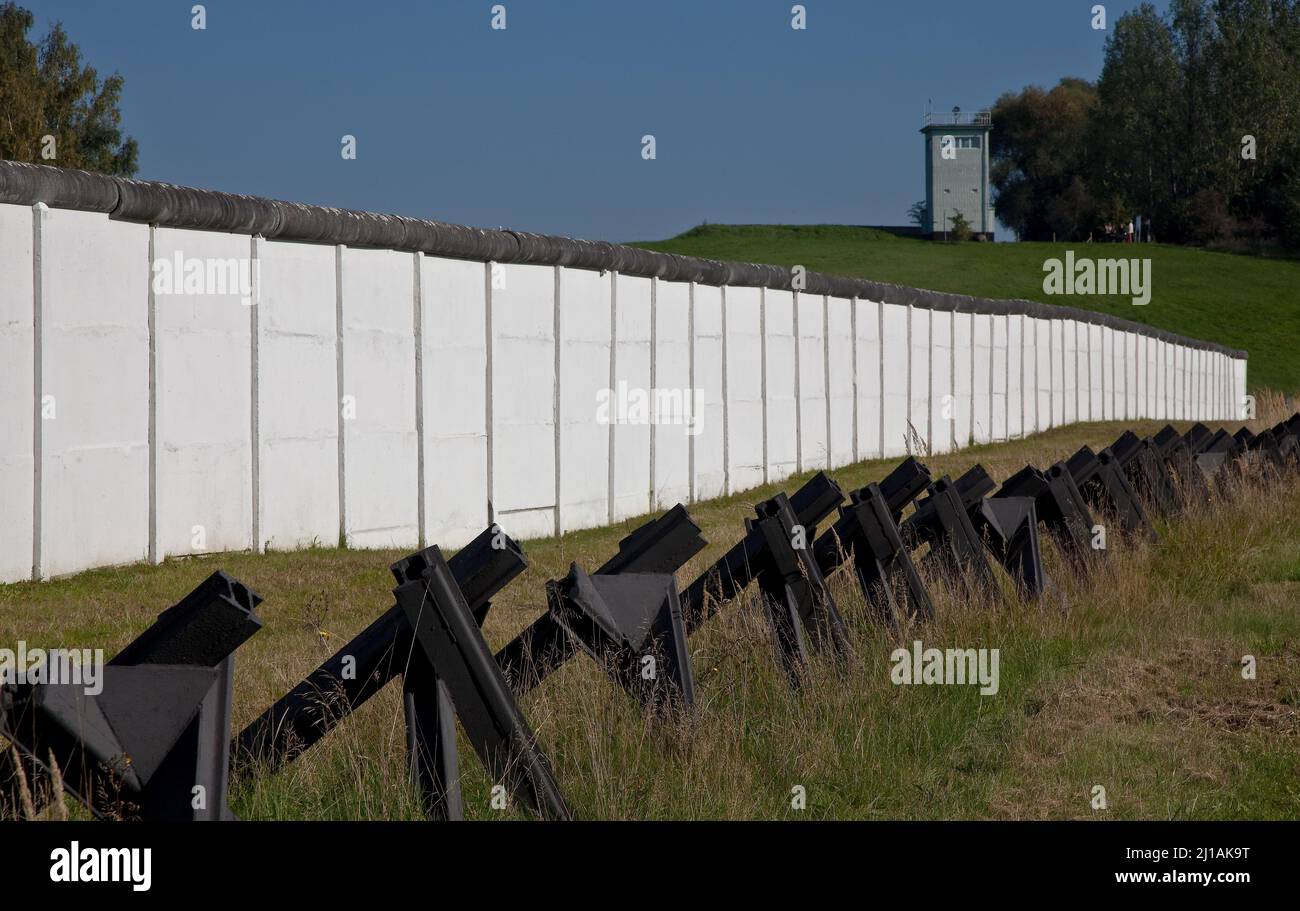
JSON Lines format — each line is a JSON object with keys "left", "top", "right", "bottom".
{"left": 4, "top": 413, "right": 1298, "bottom": 820}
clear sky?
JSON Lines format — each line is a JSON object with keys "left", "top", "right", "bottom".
{"left": 24, "top": 0, "right": 1162, "bottom": 242}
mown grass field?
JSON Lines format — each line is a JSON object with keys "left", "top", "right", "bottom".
{"left": 632, "top": 225, "right": 1300, "bottom": 395}
{"left": 3, "top": 411, "right": 1298, "bottom": 821}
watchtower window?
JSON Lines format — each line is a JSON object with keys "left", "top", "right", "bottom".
{"left": 954, "top": 136, "right": 981, "bottom": 149}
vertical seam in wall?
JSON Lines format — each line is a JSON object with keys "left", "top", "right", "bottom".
{"left": 334, "top": 245, "right": 346, "bottom": 547}
{"left": 250, "top": 236, "right": 261, "bottom": 552}
{"left": 1049, "top": 321, "right": 1056, "bottom": 428}
{"left": 608, "top": 271, "right": 618, "bottom": 522}
{"left": 949, "top": 309, "right": 956, "bottom": 448}
{"left": 904, "top": 304, "right": 912, "bottom": 450}
{"left": 925, "top": 304, "right": 933, "bottom": 453}
{"left": 553, "top": 265, "right": 563, "bottom": 533}
{"left": 1020, "top": 314, "right": 1027, "bottom": 437}
{"left": 759, "top": 288, "right": 768, "bottom": 484}
{"left": 822, "top": 294, "right": 831, "bottom": 468}
{"left": 877, "top": 301, "right": 884, "bottom": 459}
{"left": 484, "top": 262, "right": 494, "bottom": 525}
{"left": 31, "top": 204, "right": 43, "bottom": 580}
{"left": 1034, "top": 320, "right": 1040, "bottom": 432}
{"left": 968, "top": 315, "right": 975, "bottom": 444}
{"left": 850, "top": 297, "right": 858, "bottom": 464}
{"left": 687, "top": 282, "right": 695, "bottom": 503}
{"left": 413, "top": 253, "right": 426, "bottom": 548}
{"left": 147, "top": 225, "right": 159, "bottom": 565}
{"left": 793, "top": 292, "right": 803, "bottom": 473}
{"left": 987, "top": 316, "right": 994, "bottom": 438}
{"left": 720, "top": 285, "right": 730, "bottom": 495}
{"left": 647, "top": 275, "right": 656, "bottom": 512}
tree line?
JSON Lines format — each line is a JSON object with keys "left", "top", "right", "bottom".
{"left": 991, "top": 0, "right": 1300, "bottom": 249}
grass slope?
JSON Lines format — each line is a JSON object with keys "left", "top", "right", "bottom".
{"left": 632, "top": 225, "right": 1300, "bottom": 395}
{"left": 3, "top": 414, "right": 1298, "bottom": 820}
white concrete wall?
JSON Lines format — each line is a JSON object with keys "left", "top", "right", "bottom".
{"left": 953, "top": 312, "right": 974, "bottom": 448}
{"left": 929, "top": 309, "right": 953, "bottom": 455}
{"left": 422, "top": 256, "right": 488, "bottom": 548}
{"left": 256, "top": 239, "right": 339, "bottom": 552}
{"left": 0, "top": 203, "right": 34, "bottom": 583}
{"left": 0, "top": 204, "right": 1249, "bottom": 581}
{"left": 691, "top": 284, "right": 725, "bottom": 500}
{"left": 38, "top": 209, "right": 150, "bottom": 577}
{"left": 340, "top": 247, "right": 419, "bottom": 550}
{"left": 881, "top": 303, "right": 909, "bottom": 457}
{"left": 854, "top": 298, "right": 882, "bottom": 460}
{"left": 826, "top": 297, "right": 855, "bottom": 467}
{"left": 557, "top": 266, "right": 611, "bottom": 532}
{"left": 797, "top": 293, "right": 829, "bottom": 471}
{"left": 652, "top": 278, "right": 692, "bottom": 509}
{"left": 1006, "top": 314, "right": 1023, "bottom": 440}
{"left": 972, "top": 313, "right": 992, "bottom": 445}
{"left": 491, "top": 263, "right": 556, "bottom": 539}
{"left": 152, "top": 227, "right": 253, "bottom": 561}
{"left": 992, "top": 315, "right": 1009, "bottom": 442}
{"left": 724, "top": 286, "right": 764, "bottom": 493}
{"left": 1034, "top": 318, "right": 1052, "bottom": 432}
{"left": 909, "top": 307, "right": 930, "bottom": 453}
{"left": 763, "top": 289, "right": 797, "bottom": 482}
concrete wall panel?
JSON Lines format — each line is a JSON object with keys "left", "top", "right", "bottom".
{"left": 422, "top": 256, "right": 488, "bottom": 547}
{"left": 953, "top": 312, "right": 973, "bottom": 448}
{"left": 764, "top": 289, "right": 797, "bottom": 482}
{"left": 929, "top": 309, "right": 954, "bottom": 455}
{"left": 972, "top": 313, "right": 992, "bottom": 444}
{"left": 1006, "top": 314, "right": 1023, "bottom": 439}
{"left": 256, "top": 239, "right": 339, "bottom": 551}
{"left": 558, "top": 266, "right": 611, "bottom": 531}
{"left": 1034, "top": 318, "right": 1051, "bottom": 432}
{"left": 909, "top": 307, "right": 930, "bottom": 453}
{"left": 0, "top": 204, "right": 33, "bottom": 582}
{"left": 491, "top": 263, "right": 555, "bottom": 538}
{"left": 652, "top": 279, "right": 692, "bottom": 508}
{"left": 854, "top": 299, "right": 882, "bottom": 460}
{"left": 797, "top": 293, "right": 829, "bottom": 470}
{"left": 153, "top": 227, "right": 253, "bottom": 560}
{"left": 881, "top": 304, "right": 909, "bottom": 456}
{"left": 340, "top": 247, "right": 418, "bottom": 550}
{"left": 38, "top": 210, "right": 150, "bottom": 577}
{"left": 725, "top": 287, "right": 764, "bottom": 492}
{"left": 692, "top": 284, "right": 725, "bottom": 500}
{"left": 827, "top": 296, "right": 855, "bottom": 467}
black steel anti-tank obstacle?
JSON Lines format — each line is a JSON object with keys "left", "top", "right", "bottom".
{"left": 947, "top": 464, "right": 1054, "bottom": 599}
{"left": 747, "top": 493, "right": 853, "bottom": 685}
{"left": 395, "top": 546, "right": 571, "bottom": 820}
{"left": 2, "top": 572, "right": 261, "bottom": 821}
{"left": 236, "top": 524, "right": 527, "bottom": 774}
{"left": 1065, "top": 445, "right": 1154, "bottom": 540}
{"left": 495, "top": 504, "right": 706, "bottom": 695}
{"left": 812, "top": 457, "right": 934, "bottom": 625}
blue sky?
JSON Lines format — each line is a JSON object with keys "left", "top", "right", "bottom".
{"left": 25, "top": 0, "right": 1162, "bottom": 242}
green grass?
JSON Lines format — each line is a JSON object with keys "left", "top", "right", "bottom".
{"left": 631, "top": 224, "right": 1300, "bottom": 395}
{"left": 3, "top": 416, "right": 1298, "bottom": 820}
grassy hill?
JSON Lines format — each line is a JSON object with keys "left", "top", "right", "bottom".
{"left": 632, "top": 225, "right": 1300, "bottom": 395}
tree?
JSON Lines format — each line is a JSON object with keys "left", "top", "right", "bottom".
{"left": 949, "top": 211, "right": 973, "bottom": 242}
{"left": 0, "top": 2, "right": 137, "bottom": 174}
{"left": 907, "top": 200, "right": 927, "bottom": 229}
{"left": 990, "top": 78, "right": 1099, "bottom": 241}
{"left": 1088, "top": 4, "right": 1181, "bottom": 232}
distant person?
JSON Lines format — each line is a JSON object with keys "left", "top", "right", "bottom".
{"left": 1127, "top": 220, "right": 1135, "bottom": 243}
